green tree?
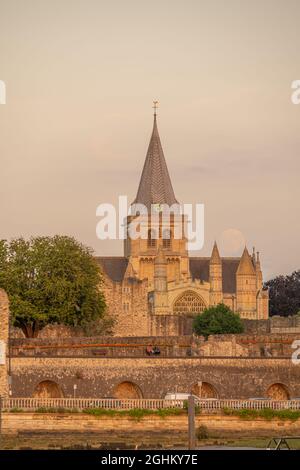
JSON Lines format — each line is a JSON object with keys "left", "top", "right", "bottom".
{"left": 192, "top": 303, "right": 244, "bottom": 338}
{"left": 0, "top": 236, "right": 107, "bottom": 337}
{"left": 265, "top": 270, "right": 300, "bottom": 316}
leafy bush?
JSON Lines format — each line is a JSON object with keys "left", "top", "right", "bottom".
{"left": 223, "top": 407, "right": 300, "bottom": 421}
{"left": 193, "top": 303, "right": 244, "bottom": 338}
{"left": 9, "top": 407, "right": 24, "bottom": 413}
{"left": 35, "top": 407, "right": 79, "bottom": 414}
{"left": 83, "top": 407, "right": 186, "bottom": 420}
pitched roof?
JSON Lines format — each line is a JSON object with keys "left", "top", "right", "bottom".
{"left": 133, "top": 114, "right": 178, "bottom": 210}
{"left": 189, "top": 257, "right": 240, "bottom": 293}
{"left": 95, "top": 257, "right": 129, "bottom": 282}
{"left": 96, "top": 256, "right": 241, "bottom": 293}
{"left": 236, "top": 247, "right": 256, "bottom": 275}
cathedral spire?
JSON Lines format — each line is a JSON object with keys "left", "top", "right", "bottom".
{"left": 133, "top": 104, "right": 178, "bottom": 211}
{"left": 236, "top": 246, "right": 256, "bottom": 275}
{"left": 210, "top": 241, "right": 221, "bottom": 264}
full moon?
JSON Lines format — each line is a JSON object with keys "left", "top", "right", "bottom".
{"left": 218, "top": 229, "right": 246, "bottom": 256}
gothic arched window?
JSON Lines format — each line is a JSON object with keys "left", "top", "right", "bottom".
{"left": 147, "top": 229, "right": 157, "bottom": 248}
{"left": 163, "top": 229, "right": 172, "bottom": 249}
{"left": 173, "top": 290, "right": 206, "bottom": 315}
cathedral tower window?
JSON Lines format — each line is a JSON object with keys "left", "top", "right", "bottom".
{"left": 147, "top": 229, "right": 157, "bottom": 248}
{"left": 163, "top": 229, "right": 172, "bottom": 249}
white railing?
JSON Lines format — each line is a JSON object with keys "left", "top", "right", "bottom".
{"left": 1, "top": 397, "right": 300, "bottom": 412}
{"left": 196, "top": 399, "right": 300, "bottom": 411}
{"left": 0, "top": 397, "right": 184, "bottom": 411}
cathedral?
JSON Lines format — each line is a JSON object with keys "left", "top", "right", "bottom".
{"left": 96, "top": 111, "right": 269, "bottom": 336}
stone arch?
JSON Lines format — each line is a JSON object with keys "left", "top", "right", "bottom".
{"left": 33, "top": 380, "right": 64, "bottom": 398}
{"left": 266, "top": 383, "right": 290, "bottom": 400}
{"left": 113, "top": 381, "right": 143, "bottom": 399}
{"left": 173, "top": 290, "right": 206, "bottom": 316}
{"left": 191, "top": 382, "right": 218, "bottom": 399}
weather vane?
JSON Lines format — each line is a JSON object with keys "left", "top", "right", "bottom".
{"left": 153, "top": 100, "right": 159, "bottom": 115}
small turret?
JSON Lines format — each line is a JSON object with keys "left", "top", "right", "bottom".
{"left": 236, "top": 247, "right": 257, "bottom": 317}
{"left": 252, "top": 247, "right": 256, "bottom": 266}
{"left": 209, "top": 241, "right": 223, "bottom": 305}
{"left": 255, "top": 251, "right": 263, "bottom": 290}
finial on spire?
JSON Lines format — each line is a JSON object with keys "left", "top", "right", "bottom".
{"left": 153, "top": 100, "right": 159, "bottom": 116}
{"left": 252, "top": 246, "right": 256, "bottom": 264}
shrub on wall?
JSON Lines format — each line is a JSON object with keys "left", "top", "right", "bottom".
{"left": 192, "top": 303, "right": 244, "bottom": 338}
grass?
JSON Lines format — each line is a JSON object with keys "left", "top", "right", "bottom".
{"left": 223, "top": 407, "right": 300, "bottom": 421}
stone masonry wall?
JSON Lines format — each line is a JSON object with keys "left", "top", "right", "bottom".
{"left": 10, "top": 356, "right": 300, "bottom": 399}
{"left": 10, "top": 332, "right": 300, "bottom": 358}
{"left": 2, "top": 413, "right": 300, "bottom": 439}
{"left": 0, "top": 289, "right": 9, "bottom": 397}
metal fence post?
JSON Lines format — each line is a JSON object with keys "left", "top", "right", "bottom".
{"left": 188, "top": 394, "right": 196, "bottom": 450}
{"left": 0, "top": 396, "right": 2, "bottom": 448}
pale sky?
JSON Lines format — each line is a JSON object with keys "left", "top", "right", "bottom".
{"left": 0, "top": 0, "right": 300, "bottom": 280}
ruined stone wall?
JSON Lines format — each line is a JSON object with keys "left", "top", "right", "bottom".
{"left": 11, "top": 335, "right": 193, "bottom": 357}
{"left": 101, "top": 273, "right": 149, "bottom": 337}
{"left": 0, "top": 289, "right": 9, "bottom": 397}
{"left": 10, "top": 332, "right": 300, "bottom": 358}
{"left": 243, "top": 316, "right": 300, "bottom": 335}
{"left": 10, "top": 356, "right": 300, "bottom": 399}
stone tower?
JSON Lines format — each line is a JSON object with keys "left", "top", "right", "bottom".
{"left": 97, "top": 106, "right": 270, "bottom": 335}
{"left": 236, "top": 247, "right": 257, "bottom": 317}
{"left": 209, "top": 241, "right": 223, "bottom": 305}
{"left": 124, "top": 109, "right": 189, "bottom": 289}
{"left": 0, "top": 289, "right": 9, "bottom": 397}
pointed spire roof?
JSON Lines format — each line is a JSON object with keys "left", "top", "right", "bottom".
{"left": 133, "top": 111, "right": 178, "bottom": 211}
{"left": 210, "top": 241, "right": 221, "bottom": 264}
{"left": 236, "top": 246, "right": 256, "bottom": 275}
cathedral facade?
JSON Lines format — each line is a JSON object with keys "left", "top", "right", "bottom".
{"left": 97, "top": 113, "right": 269, "bottom": 336}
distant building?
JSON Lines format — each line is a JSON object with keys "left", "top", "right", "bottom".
{"left": 96, "top": 111, "right": 269, "bottom": 336}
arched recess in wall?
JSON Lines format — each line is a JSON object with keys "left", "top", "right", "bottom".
{"left": 113, "top": 381, "right": 143, "bottom": 399}
{"left": 191, "top": 382, "right": 218, "bottom": 399}
{"left": 173, "top": 290, "right": 206, "bottom": 316}
{"left": 266, "top": 383, "right": 290, "bottom": 400}
{"left": 33, "top": 380, "right": 64, "bottom": 398}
